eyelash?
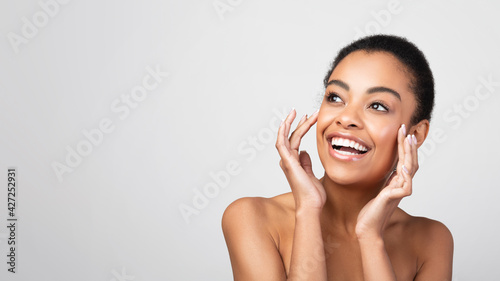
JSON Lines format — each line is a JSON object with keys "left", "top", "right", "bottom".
{"left": 326, "top": 92, "right": 342, "bottom": 103}
{"left": 325, "top": 92, "right": 390, "bottom": 112}
{"left": 369, "top": 101, "right": 390, "bottom": 112}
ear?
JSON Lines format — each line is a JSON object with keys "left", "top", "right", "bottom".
{"left": 409, "top": 119, "right": 430, "bottom": 148}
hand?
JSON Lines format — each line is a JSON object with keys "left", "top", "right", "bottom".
{"left": 275, "top": 108, "right": 326, "bottom": 211}
{"left": 355, "top": 124, "right": 419, "bottom": 240}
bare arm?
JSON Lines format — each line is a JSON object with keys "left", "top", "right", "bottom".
{"left": 357, "top": 237, "right": 397, "bottom": 280}
{"left": 222, "top": 197, "right": 328, "bottom": 281}
{"left": 288, "top": 208, "right": 326, "bottom": 280}
{"left": 355, "top": 125, "right": 414, "bottom": 281}
{"left": 222, "top": 197, "right": 287, "bottom": 281}
{"left": 223, "top": 109, "right": 329, "bottom": 280}
{"left": 277, "top": 109, "right": 327, "bottom": 280}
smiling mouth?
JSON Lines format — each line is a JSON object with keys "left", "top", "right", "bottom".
{"left": 330, "top": 137, "right": 369, "bottom": 156}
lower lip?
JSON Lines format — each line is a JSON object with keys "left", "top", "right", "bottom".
{"left": 328, "top": 143, "right": 369, "bottom": 161}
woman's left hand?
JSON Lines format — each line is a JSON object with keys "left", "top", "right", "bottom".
{"left": 355, "top": 124, "right": 419, "bottom": 240}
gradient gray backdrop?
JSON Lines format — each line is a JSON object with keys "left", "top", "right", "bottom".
{"left": 1, "top": 0, "right": 499, "bottom": 280}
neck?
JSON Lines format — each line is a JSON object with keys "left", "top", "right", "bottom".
{"left": 319, "top": 174, "right": 388, "bottom": 237}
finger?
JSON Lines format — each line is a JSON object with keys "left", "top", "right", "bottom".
{"left": 403, "top": 134, "right": 413, "bottom": 174}
{"left": 387, "top": 167, "right": 412, "bottom": 198}
{"left": 276, "top": 110, "right": 296, "bottom": 160}
{"left": 283, "top": 108, "right": 297, "bottom": 140}
{"left": 411, "top": 134, "right": 419, "bottom": 174}
{"left": 275, "top": 118, "right": 291, "bottom": 160}
{"left": 299, "top": 150, "right": 315, "bottom": 177}
{"left": 297, "top": 114, "right": 307, "bottom": 127}
{"left": 390, "top": 178, "right": 412, "bottom": 198}
{"left": 399, "top": 163, "right": 413, "bottom": 197}
{"left": 289, "top": 110, "right": 320, "bottom": 151}
{"left": 396, "top": 124, "right": 406, "bottom": 175}
{"left": 278, "top": 108, "right": 297, "bottom": 154}
{"left": 385, "top": 168, "right": 397, "bottom": 186}
{"left": 292, "top": 114, "right": 308, "bottom": 147}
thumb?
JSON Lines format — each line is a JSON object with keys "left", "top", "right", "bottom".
{"left": 299, "top": 150, "right": 315, "bottom": 177}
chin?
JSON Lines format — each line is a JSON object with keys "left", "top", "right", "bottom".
{"left": 323, "top": 167, "right": 365, "bottom": 186}
{"left": 322, "top": 160, "right": 395, "bottom": 188}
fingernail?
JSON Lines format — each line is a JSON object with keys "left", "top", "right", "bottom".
{"left": 280, "top": 119, "right": 284, "bottom": 126}
{"left": 301, "top": 114, "right": 307, "bottom": 121}
{"left": 412, "top": 135, "right": 417, "bottom": 145}
{"left": 402, "top": 165, "right": 409, "bottom": 174}
{"left": 289, "top": 107, "right": 295, "bottom": 115}
{"left": 406, "top": 134, "right": 411, "bottom": 143}
{"left": 314, "top": 109, "right": 320, "bottom": 114}
{"left": 401, "top": 124, "right": 406, "bottom": 136}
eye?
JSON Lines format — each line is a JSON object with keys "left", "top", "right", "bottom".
{"left": 369, "top": 102, "right": 389, "bottom": 112}
{"left": 326, "top": 92, "right": 343, "bottom": 103}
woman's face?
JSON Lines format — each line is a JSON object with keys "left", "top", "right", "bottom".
{"left": 316, "top": 50, "right": 417, "bottom": 186}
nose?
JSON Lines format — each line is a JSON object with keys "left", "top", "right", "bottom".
{"left": 334, "top": 104, "right": 363, "bottom": 129}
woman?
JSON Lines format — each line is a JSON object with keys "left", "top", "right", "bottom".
{"left": 222, "top": 34, "right": 453, "bottom": 281}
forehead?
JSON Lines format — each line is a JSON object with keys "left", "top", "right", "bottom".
{"left": 329, "top": 50, "right": 414, "bottom": 95}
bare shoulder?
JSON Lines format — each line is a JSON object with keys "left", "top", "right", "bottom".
{"left": 394, "top": 209, "right": 454, "bottom": 278}
{"left": 221, "top": 192, "right": 295, "bottom": 233}
{"left": 221, "top": 193, "right": 295, "bottom": 280}
{"left": 401, "top": 211, "right": 453, "bottom": 245}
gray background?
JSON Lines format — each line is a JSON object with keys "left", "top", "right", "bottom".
{"left": 0, "top": 0, "right": 499, "bottom": 280}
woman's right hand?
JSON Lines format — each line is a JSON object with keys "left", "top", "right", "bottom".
{"left": 275, "top": 108, "right": 326, "bottom": 211}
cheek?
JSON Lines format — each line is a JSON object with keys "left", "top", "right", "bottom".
{"left": 316, "top": 111, "right": 333, "bottom": 136}
{"left": 369, "top": 121, "right": 400, "bottom": 156}
{"left": 379, "top": 125, "right": 399, "bottom": 142}
{"left": 316, "top": 110, "right": 336, "bottom": 157}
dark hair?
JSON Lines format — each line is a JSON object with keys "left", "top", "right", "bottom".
{"left": 323, "top": 34, "right": 435, "bottom": 124}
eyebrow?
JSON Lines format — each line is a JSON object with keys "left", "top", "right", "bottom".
{"left": 327, "top": 79, "right": 401, "bottom": 101}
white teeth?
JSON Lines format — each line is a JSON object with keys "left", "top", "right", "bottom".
{"left": 336, "top": 150, "right": 358, "bottom": 156}
{"left": 343, "top": 139, "right": 350, "bottom": 147}
{"left": 330, "top": 137, "right": 368, "bottom": 152}
{"left": 349, "top": 140, "right": 356, "bottom": 148}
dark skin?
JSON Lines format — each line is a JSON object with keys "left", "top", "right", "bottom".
{"left": 222, "top": 50, "right": 453, "bottom": 280}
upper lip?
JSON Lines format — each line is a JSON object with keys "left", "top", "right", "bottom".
{"left": 326, "top": 131, "right": 372, "bottom": 151}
